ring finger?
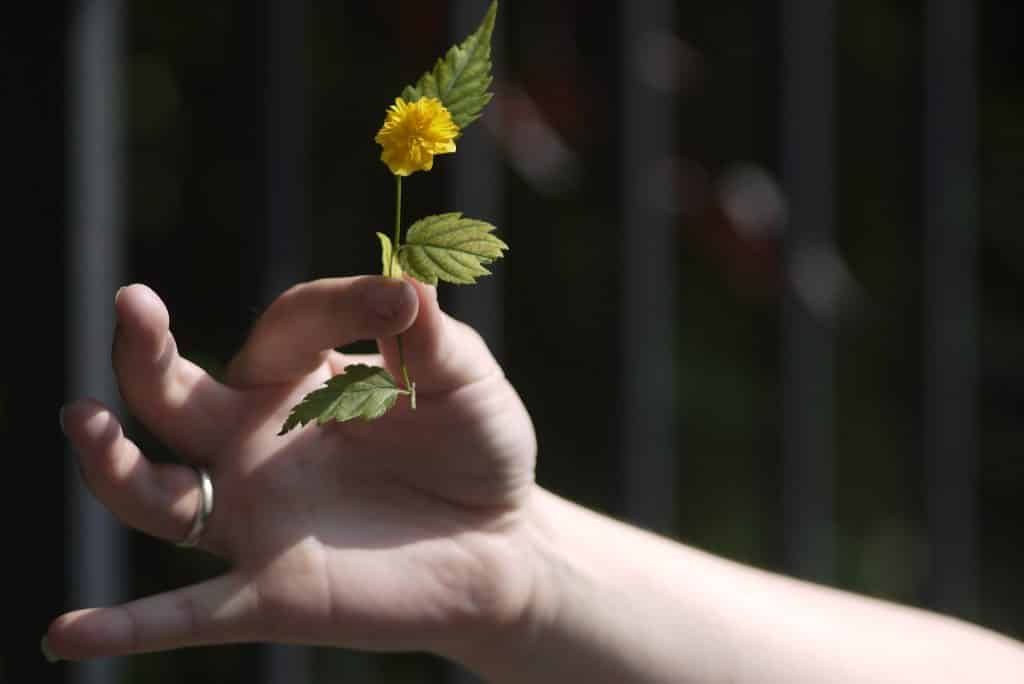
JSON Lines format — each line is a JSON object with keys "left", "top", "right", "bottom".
{"left": 61, "top": 398, "right": 223, "bottom": 555}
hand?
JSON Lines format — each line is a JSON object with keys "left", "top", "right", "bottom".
{"left": 47, "top": 275, "right": 539, "bottom": 662}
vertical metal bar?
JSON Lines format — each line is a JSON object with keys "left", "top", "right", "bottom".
{"left": 264, "top": 0, "right": 310, "bottom": 303}
{"left": 444, "top": 0, "right": 506, "bottom": 361}
{"left": 446, "top": 2, "right": 504, "bottom": 678}
{"left": 780, "top": 0, "right": 836, "bottom": 583}
{"left": 620, "top": 0, "right": 678, "bottom": 536}
{"left": 68, "top": 1, "right": 126, "bottom": 683}
{"left": 923, "top": 0, "right": 978, "bottom": 618}
{"left": 262, "top": 1, "right": 317, "bottom": 683}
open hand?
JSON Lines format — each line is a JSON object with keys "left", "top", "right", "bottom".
{"left": 47, "top": 275, "right": 538, "bottom": 661}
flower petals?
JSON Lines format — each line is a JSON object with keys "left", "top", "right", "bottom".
{"left": 374, "top": 97, "right": 459, "bottom": 176}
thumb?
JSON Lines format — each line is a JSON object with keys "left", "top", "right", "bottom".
{"left": 377, "top": 278, "right": 501, "bottom": 395}
{"left": 43, "top": 574, "right": 255, "bottom": 661}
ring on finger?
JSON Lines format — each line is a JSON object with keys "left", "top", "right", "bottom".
{"left": 176, "top": 466, "right": 214, "bottom": 548}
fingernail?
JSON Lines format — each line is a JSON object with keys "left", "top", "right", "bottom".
{"left": 367, "top": 281, "right": 405, "bottom": 320}
{"left": 114, "top": 286, "right": 125, "bottom": 304}
{"left": 59, "top": 404, "right": 67, "bottom": 434}
{"left": 41, "top": 635, "right": 60, "bottom": 663}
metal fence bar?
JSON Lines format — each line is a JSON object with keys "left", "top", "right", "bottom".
{"left": 262, "top": 1, "right": 318, "bottom": 682}
{"left": 923, "top": 0, "right": 978, "bottom": 618}
{"left": 620, "top": 0, "right": 678, "bottom": 536}
{"left": 780, "top": 0, "right": 837, "bottom": 583}
{"left": 445, "top": 1, "right": 504, "bottom": 678}
{"left": 263, "top": 0, "right": 311, "bottom": 304}
{"left": 67, "top": 1, "right": 126, "bottom": 682}
{"left": 444, "top": 0, "right": 506, "bottom": 362}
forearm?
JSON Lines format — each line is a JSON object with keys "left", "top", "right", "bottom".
{"left": 456, "top": 487, "right": 1024, "bottom": 684}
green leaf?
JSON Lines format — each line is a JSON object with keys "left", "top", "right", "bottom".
{"left": 279, "top": 364, "right": 407, "bottom": 434}
{"left": 398, "top": 212, "right": 507, "bottom": 286}
{"left": 377, "top": 232, "right": 403, "bottom": 279}
{"left": 401, "top": 1, "right": 497, "bottom": 131}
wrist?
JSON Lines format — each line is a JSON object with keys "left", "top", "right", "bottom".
{"left": 442, "top": 486, "right": 732, "bottom": 684}
{"left": 439, "top": 486, "right": 623, "bottom": 682}
{"left": 429, "top": 485, "right": 562, "bottom": 679}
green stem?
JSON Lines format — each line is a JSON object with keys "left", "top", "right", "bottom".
{"left": 391, "top": 175, "right": 402, "bottom": 277}
{"left": 392, "top": 175, "right": 416, "bottom": 408}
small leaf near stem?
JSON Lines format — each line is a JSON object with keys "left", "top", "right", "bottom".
{"left": 279, "top": 364, "right": 409, "bottom": 434}
{"left": 377, "top": 233, "right": 402, "bottom": 278}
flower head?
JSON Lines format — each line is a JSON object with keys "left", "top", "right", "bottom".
{"left": 375, "top": 97, "right": 459, "bottom": 176}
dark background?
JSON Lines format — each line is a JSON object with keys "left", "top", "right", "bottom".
{"left": 6, "top": 1, "right": 1023, "bottom": 682}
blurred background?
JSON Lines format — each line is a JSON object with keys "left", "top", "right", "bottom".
{"left": 6, "top": 0, "right": 1023, "bottom": 682}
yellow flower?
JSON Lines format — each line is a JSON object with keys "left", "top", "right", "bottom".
{"left": 375, "top": 97, "right": 459, "bottom": 176}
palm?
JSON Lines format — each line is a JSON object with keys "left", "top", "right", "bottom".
{"left": 215, "top": 363, "right": 535, "bottom": 649}
{"left": 50, "top": 276, "right": 537, "bottom": 660}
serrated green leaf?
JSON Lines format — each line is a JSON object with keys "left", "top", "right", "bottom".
{"left": 377, "top": 232, "right": 403, "bottom": 279}
{"left": 398, "top": 212, "right": 507, "bottom": 286}
{"left": 279, "top": 364, "right": 406, "bottom": 434}
{"left": 401, "top": 1, "right": 497, "bottom": 131}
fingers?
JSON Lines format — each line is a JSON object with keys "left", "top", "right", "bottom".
{"left": 44, "top": 573, "right": 256, "bottom": 660}
{"left": 225, "top": 276, "right": 418, "bottom": 388}
{"left": 113, "top": 284, "right": 240, "bottom": 456}
{"left": 378, "top": 278, "right": 501, "bottom": 395}
{"left": 61, "top": 399, "right": 223, "bottom": 552}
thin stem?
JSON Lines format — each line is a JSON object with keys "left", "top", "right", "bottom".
{"left": 390, "top": 175, "right": 402, "bottom": 277}
{"left": 392, "top": 175, "right": 416, "bottom": 408}
{"left": 397, "top": 338, "right": 415, "bottom": 408}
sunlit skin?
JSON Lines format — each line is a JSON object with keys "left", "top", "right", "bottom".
{"left": 46, "top": 276, "right": 1024, "bottom": 682}
{"left": 49, "top": 276, "right": 539, "bottom": 659}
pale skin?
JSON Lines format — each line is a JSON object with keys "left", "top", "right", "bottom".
{"left": 49, "top": 275, "right": 1024, "bottom": 682}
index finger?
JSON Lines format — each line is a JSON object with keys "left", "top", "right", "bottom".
{"left": 224, "top": 276, "right": 418, "bottom": 388}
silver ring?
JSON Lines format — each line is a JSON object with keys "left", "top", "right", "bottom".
{"left": 177, "top": 466, "right": 214, "bottom": 548}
